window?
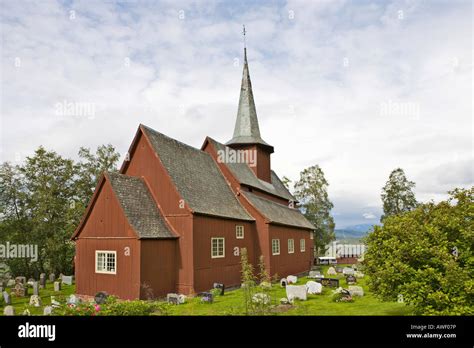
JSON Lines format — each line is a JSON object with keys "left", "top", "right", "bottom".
{"left": 288, "top": 239, "right": 295, "bottom": 254}
{"left": 211, "top": 238, "right": 225, "bottom": 258}
{"left": 272, "top": 239, "right": 280, "bottom": 255}
{"left": 95, "top": 251, "right": 116, "bottom": 274}
{"left": 236, "top": 225, "right": 244, "bottom": 239}
{"left": 300, "top": 239, "right": 306, "bottom": 252}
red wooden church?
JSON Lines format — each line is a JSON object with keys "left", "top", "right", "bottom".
{"left": 72, "top": 48, "right": 315, "bottom": 300}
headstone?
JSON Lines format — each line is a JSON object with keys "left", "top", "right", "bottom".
{"left": 252, "top": 293, "right": 270, "bottom": 305}
{"left": 43, "top": 306, "right": 53, "bottom": 315}
{"left": 166, "top": 293, "right": 180, "bottom": 305}
{"left": 346, "top": 275, "right": 357, "bottom": 285}
{"left": 3, "top": 291, "right": 11, "bottom": 305}
{"left": 29, "top": 294, "right": 42, "bottom": 307}
{"left": 67, "top": 294, "right": 81, "bottom": 305}
{"left": 53, "top": 281, "right": 61, "bottom": 292}
{"left": 15, "top": 276, "right": 26, "bottom": 285}
{"left": 213, "top": 283, "right": 225, "bottom": 296}
{"left": 177, "top": 294, "right": 187, "bottom": 304}
{"left": 61, "top": 275, "right": 73, "bottom": 285}
{"left": 286, "top": 285, "right": 307, "bottom": 301}
{"left": 287, "top": 275, "right": 297, "bottom": 284}
{"left": 200, "top": 292, "right": 213, "bottom": 303}
{"left": 94, "top": 291, "right": 108, "bottom": 304}
{"left": 348, "top": 286, "right": 364, "bottom": 297}
{"left": 315, "top": 277, "right": 340, "bottom": 288}
{"left": 14, "top": 283, "right": 27, "bottom": 297}
{"left": 7, "top": 279, "right": 16, "bottom": 287}
{"left": 27, "top": 278, "right": 35, "bottom": 286}
{"left": 32, "top": 281, "right": 39, "bottom": 296}
{"left": 4, "top": 305, "right": 15, "bottom": 316}
{"left": 39, "top": 274, "right": 46, "bottom": 289}
{"left": 306, "top": 281, "right": 323, "bottom": 294}
{"left": 51, "top": 296, "right": 61, "bottom": 308}
{"left": 280, "top": 278, "right": 288, "bottom": 287}
{"left": 343, "top": 267, "right": 354, "bottom": 275}
{"left": 49, "top": 273, "right": 56, "bottom": 282}
{"left": 336, "top": 267, "right": 343, "bottom": 273}
{"left": 327, "top": 267, "right": 337, "bottom": 276}
{"left": 308, "top": 271, "right": 321, "bottom": 278}
{"left": 280, "top": 298, "right": 289, "bottom": 305}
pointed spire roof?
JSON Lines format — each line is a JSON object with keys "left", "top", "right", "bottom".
{"left": 226, "top": 47, "right": 273, "bottom": 152}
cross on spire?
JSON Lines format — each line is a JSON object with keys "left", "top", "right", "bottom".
{"left": 242, "top": 24, "right": 246, "bottom": 49}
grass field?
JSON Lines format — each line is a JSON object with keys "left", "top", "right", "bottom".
{"left": 0, "top": 265, "right": 413, "bottom": 316}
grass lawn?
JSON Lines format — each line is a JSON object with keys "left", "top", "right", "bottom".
{"left": 0, "top": 282, "right": 75, "bottom": 316}
{"left": 0, "top": 265, "right": 414, "bottom": 316}
{"left": 165, "top": 265, "right": 414, "bottom": 316}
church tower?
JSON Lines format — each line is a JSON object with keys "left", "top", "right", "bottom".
{"left": 226, "top": 45, "right": 274, "bottom": 183}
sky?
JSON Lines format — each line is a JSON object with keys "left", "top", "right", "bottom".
{"left": 0, "top": 0, "right": 472, "bottom": 228}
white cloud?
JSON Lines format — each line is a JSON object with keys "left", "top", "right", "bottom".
{"left": 0, "top": 0, "right": 471, "bottom": 228}
{"left": 362, "top": 212, "right": 377, "bottom": 220}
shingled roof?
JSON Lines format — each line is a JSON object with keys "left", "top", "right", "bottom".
{"left": 242, "top": 192, "right": 315, "bottom": 230}
{"left": 142, "top": 125, "right": 254, "bottom": 222}
{"left": 107, "top": 173, "right": 177, "bottom": 239}
{"left": 207, "top": 137, "right": 295, "bottom": 201}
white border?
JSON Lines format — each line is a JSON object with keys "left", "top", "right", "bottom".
{"left": 211, "top": 237, "right": 225, "bottom": 258}
{"left": 95, "top": 250, "right": 117, "bottom": 274}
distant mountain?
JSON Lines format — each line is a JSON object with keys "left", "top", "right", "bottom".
{"left": 335, "top": 223, "right": 378, "bottom": 240}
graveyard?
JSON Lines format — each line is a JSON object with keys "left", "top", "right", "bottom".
{"left": 0, "top": 265, "right": 412, "bottom": 316}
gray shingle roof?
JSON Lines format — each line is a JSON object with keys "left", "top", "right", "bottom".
{"left": 226, "top": 48, "right": 272, "bottom": 148}
{"left": 142, "top": 126, "right": 254, "bottom": 221}
{"left": 107, "top": 173, "right": 176, "bottom": 239}
{"left": 242, "top": 191, "right": 315, "bottom": 230}
{"left": 208, "top": 137, "right": 295, "bottom": 201}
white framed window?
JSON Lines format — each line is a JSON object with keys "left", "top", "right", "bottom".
{"left": 95, "top": 250, "right": 116, "bottom": 274}
{"left": 288, "top": 239, "right": 295, "bottom": 254}
{"left": 272, "top": 239, "right": 280, "bottom": 255}
{"left": 211, "top": 237, "right": 225, "bottom": 258}
{"left": 236, "top": 225, "right": 244, "bottom": 239}
{"left": 300, "top": 238, "right": 306, "bottom": 252}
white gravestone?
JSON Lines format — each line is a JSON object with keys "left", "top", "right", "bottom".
{"left": 286, "top": 275, "right": 297, "bottom": 284}
{"left": 29, "top": 295, "right": 42, "bottom": 307}
{"left": 343, "top": 267, "right": 354, "bottom": 275}
{"left": 348, "top": 286, "right": 364, "bottom": 297}
{"left": 306, "top": 281, "right": 322, "bottom": 294}
{"left": 4, "top": 305, "right": 15, "bottom": 316}
{"left": 327, "top": 267, "right": 337, "bottom": 276}
{"left": 286, "top": 285, "right": 307, "bottom": 301}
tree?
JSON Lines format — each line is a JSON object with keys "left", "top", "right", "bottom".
{"left": 363, "top": 187, "right": 473, "bottom": 315}
{"left": 381, "top": 168, "right": 417, "bottom": 221}
{"left": 293, "top": 165, "right": 335, "bottom": 257}
{"left": 281, "top": 176, "right": 291, "bottom": 190}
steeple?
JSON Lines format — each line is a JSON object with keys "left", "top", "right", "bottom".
{"left": 226, "top": 29, "right": 273, "bottom": 153}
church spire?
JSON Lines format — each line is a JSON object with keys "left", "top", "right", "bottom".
{"left": 226, "top": 26, "right": 273, "bottom": 151}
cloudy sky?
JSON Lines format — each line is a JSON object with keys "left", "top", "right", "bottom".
{"left": 1, "top": 0, "right": 472, "bottom": 228}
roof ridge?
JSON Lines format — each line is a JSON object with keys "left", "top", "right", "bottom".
{"left": 141, "top": 124, "right": 205, "bottom": 154}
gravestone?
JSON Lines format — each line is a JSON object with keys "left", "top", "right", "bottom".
{"left": 29, "top": 294, "right": 42, "bottom": 307}
{"left": 94, "top": 291, "right": 108, "bottom": 304}
{"left": 49, "top": 273, "right": 56, "bottom": 282}
{"left": 43, "top": 306, "right": 53, "bottom": 315}
{"left": 177, "top": 294, "right": 187, "bottom": 304}
{"left": 4, "top": 305, "right": 15, "bottom": 316}
{"left": 336, "top": 267, "right": 343, "bottom": 273}
{"left": 67, "top": 294, "right": 81, "bottom": 305}
{"left": 287, "top": 275, "right": 297, "bottom": 284}
{"left": 343, "top": 267, "right": 354, "bottom": 275}
{"left": 308, "top": 271, "right": 321, "bottom": 279}
{"left": 51, "top": 296, "right": 61, "bottom": 308}
{"left": 280, "top": 297, "right": 289, "bottom": 305}
{"left": 348, "top": 286, "right": 364, "bottom": 297}
{"left": 213, "top": 283, "right": 225, "bottom": 296}
{"left": 200, "top": 292, "right": 213, "bottom": 303}
{"left": 346, "top": 275, "right": 357, "bottom": 285}
{"left": 32, "top": 281, "right": 39, "bottom": 296}
{"left": 252, "top": 293, "right": 270, "bottom": 305}
{"left": 61, "top": 275, "right": 73, "bottom": 285}
{"left": 14, "top": 283, "right": 27, "bottom": 297}
{"left": 306, "top": 281, "right": 322, "bottom": 294}
{"left": 7, "top": 279, "right": 16, "bottom": 287}
{"left": 166, "top": 293, "right": 180, "bottom": 305}
{"left": 286, "top": 285, "right": 307, "bottom": 301}
{"left": 3, "top": 291, "right": 11, "bottom": 305}
{"left": 54, "top": 281, "right": 61, "bottom": 292}
{"left": 327, "top": 267, "right": 337, "bottom": 276}
{"left": 39, "top": 274, "right": 46, "bottom": 289}
{"left": 280, "top": 278, "right": 288, "bottom": 287}
{"left": 15, "top": 276, "right": 26, "bottom": 285}
{"left": 27, "top": 278, "right": 35, "bottom": 286}
{"left": 315, "top": 278, "right": 340, "bottom": 288}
